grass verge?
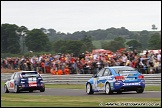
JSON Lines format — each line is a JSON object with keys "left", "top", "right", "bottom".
{"left": 1, "top": 94, "right": 161, "bottom": 107}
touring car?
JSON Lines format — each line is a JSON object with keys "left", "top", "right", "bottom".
{"left": 4, "top": 71, "right": 45, "bottom": 93}
{"left": 86, "top": 66, "right": 145, "bottom": 94}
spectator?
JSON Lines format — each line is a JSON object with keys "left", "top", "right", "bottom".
{"left": 157, "top": 52, "right": 161, "bottom": 62}
{"left": 154, "top": 59, "right": 159, "bottom": 73}
{"left": 149, "top": 60, "right": 154, "bottom": 74}
{"left": 1, "top": 49, "right": 161, "bottom": 75}
{"left": 41, "top": 60, "right": 45, "bottom": 73}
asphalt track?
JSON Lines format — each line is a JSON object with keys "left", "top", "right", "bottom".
{"left": 1, "top": 87, "right": 161, "bottom": 98}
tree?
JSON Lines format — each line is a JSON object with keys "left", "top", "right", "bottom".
{"left": 80, "top": 35, "right": 96, "bottom": 53}
{"left": 52, "top": 40, "right": 83, "bottom": 56}
{"left": 16, "top": 26, "right": 28, "bottom": 54}
{"left": 138, "top": 30, "right": 149, "bottom": 50}
{"left": 148, "top": 33, "right": 161, "bottom": 49}
{"left": 25, "top": 29, "right": 51, "bottom": 52}
{"left": 152, "top": 24, "right": 157, "bottom": 30}
{"left": 126, "top": 40, "right": 142, "bottom": 50}
{"left": 114, "top": 36, "right": 126, "bottom": 43}
{"left": 66, "top": 40, "right": 83, "bottom": 56}
{"left": 1, "top": 24, "right": 20, "bottom": 54}
{"left": 101, "top": 40, "right": 125, "bottom": 52}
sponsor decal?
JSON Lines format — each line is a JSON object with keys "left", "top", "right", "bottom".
{"left": 125, "top": 78, "right": 135, "bottom": 81}
{"left": 97, "top": 82, "right": 104, "bottom": 88}
{"left": 10, "top": 82, "right": 14, "bottom": 88}
{"left": 28, "top": 77, "right": 36, "bottom": 81}
{"left": 115, "top": 82, "right": 120, "bottom": 85}
{"left": 29, "top": 82, "right": 37, "bottom": 87}
{"left": 28, "top": 77, "right": 37, "bottom": 87}
{"left": 129, "top": 74, "right": 133, "bottom": 76}
{"left": 123, "top": 82, "right": 140, "bottom": 86}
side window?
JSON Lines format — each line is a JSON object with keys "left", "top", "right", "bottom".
{"left": 10, "top": 73, "right": 16, "bottom": 79}
{"left": 14, "top": 73, "right": 18, "bottom": 80}
{"left": 103, "top": 69, "right": 111, "bottom": 76}
{"left": 97, "top": 68, "right": 105, "bottom": 77}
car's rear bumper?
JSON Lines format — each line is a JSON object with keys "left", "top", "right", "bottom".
{"left": 112, "top": 81, "right": 145, "bottom": 92}
{"left": 20, "top": 86, "right": 44, "bottom": 91}
{"left": 18, "top": 84, "right": 45, "bottom": 91}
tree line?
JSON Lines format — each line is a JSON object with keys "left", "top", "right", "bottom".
{"left": 1, "top": 23, "right": 161, "bottom": 56}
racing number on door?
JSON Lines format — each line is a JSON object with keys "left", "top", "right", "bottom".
{"left": 10, "top": 82, "right": 14, "bottom": 88}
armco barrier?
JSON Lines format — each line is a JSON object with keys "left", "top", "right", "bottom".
{"left": 1, "top": 73, "right": 161, "bottom": 85}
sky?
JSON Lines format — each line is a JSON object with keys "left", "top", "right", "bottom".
{"left": 1, "top": 1, "right": 161, "bottom": 34}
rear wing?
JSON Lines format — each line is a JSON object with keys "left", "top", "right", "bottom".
{"left": 20, "top": 72, "right": 40, "bottom": 78}
{"left": 22, "top": 74, "right": 39, "bottom": 78}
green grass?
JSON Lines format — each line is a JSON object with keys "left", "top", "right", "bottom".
{"left": 1, "top": 82, "right": 161, "bottom": 91}
{"left": 1, "top": 94, "right": 161, "bottom": 107}
{"left": 45, "top": 84, "right": 161, "bottom": 91}
{"left": 144, "top": 85, "right": 161, "bottom": 91}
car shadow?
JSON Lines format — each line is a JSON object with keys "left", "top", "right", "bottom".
{"left": 89, "top": 92, "right": 138, "bottom": 95}
{"left": 9, "top": 91, "right": 41, "bottom": 94}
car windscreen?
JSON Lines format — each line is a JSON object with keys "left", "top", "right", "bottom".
{"left": 113, "top": 67, "right": 138, "bottom": 74}
{"left": 21, "top": 72, "right": 39, "bottom": 78}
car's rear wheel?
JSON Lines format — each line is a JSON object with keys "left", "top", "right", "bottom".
{"left": 117, "top": 91, "right": 122, "bottom": 94}
{"left": 4, "top": 84, "right": 9, "bottom": 93}
{"left": 40, "top": 87, "right": 45, "bottom": 92}
{"left": 105, "top": 83, "right": 112, "bottom": 94}
{"left": 136, "top": 88, "right": 144, "bottom": 93}
{"left": 14, "top": 84, "right": 20, "bottom": 93}
{"left": 86, "top": 83, "right": 94, "bottom": 94}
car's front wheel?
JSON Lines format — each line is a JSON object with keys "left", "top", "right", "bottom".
{"left": 40, "top": 87, "right": 45, "bottom": 92}
{"left": 4, "top": 84, "right": 9, "bottom": 93}
{"left": 136, "top": 88, "right": 144, "bottom": 93}
{"left": 86, "top": 83, "right": 94, "bottom": 94}
{"left": 14, "top": 84, "right": 20, "bottom": 93}
{"left": 105, "top": 83, "right": 112, "bottom": 94}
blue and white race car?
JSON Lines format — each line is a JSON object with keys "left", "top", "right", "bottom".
{"left": 4, "top": 71, "right": 45, "bottom": 93}
{"left": 86, "top": 66, "right": 145, "bottom": 94}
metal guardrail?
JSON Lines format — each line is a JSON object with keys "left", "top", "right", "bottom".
{"left": 1, "top": 73, "right": 161, "bottom": 85}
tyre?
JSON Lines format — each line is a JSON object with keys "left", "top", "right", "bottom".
{"left": 40, "top": 87, "right": 45, "bottom": 92}
{"left": 117, "top": 91, "right": 122, "bottom": 94}
{"left": 4, "top": 84, "right": 9, "bottom": 93}
{"left": 29, "top": 90, "right": 33, "bottom": 92}
{"left": 105, "top": 83, "right": 112, "bottom": 94}
{"left": 14, "top": 84, "right": 20, "bottom": 93}
{"left": 86, "top": 83, "right": 94, "bottom": 94}
{"left": 136, "top": 88, "right": 144, "bottom": 93}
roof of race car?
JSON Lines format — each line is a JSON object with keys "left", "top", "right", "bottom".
{"left": 14, "top": 71, "right": 38, "bottom": 73}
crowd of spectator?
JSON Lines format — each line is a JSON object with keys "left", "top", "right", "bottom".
{"left": 1, "top": 49, "right": 161, "bottom": 75}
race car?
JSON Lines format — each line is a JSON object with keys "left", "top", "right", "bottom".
{"left": 4, "top": 71, "right": 45, "bottom": 93}
{"left": 86, "top": 66, "right": 145, "bottom": 94}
